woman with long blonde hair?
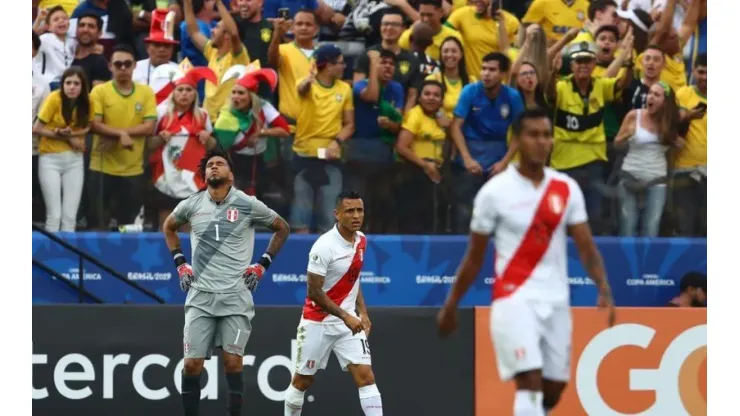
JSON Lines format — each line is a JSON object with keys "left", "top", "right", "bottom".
{"left": 214, "top": 63, "right": 291, "bottom": 198}
{"left": 150, "top": 67, "right": 218, "bottom": 230}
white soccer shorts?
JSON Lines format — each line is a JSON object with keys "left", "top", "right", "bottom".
{"left": 294, "top": 321, "right": 372, "bottom": 376}
{"left": 490, "top": 296, "right": 572, "bottom": 382}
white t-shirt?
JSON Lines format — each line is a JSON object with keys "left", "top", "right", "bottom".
{"left": 303, "top": 226, "right": 367, "bottom": 324}
{"left": 470, "top": 166, "right": 587, "bottom": 305}
{"left": 38, "top": 33, "right": 77, "bottom": 82}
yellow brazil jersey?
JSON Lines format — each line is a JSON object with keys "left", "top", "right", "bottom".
{"left": 203, "top": 40, "right": 250, "bottom": 121}
{"left": 36, "top": 90, "right": 95, "bottom": 154}
{"left": 446, "top": 7, "right": 520, "bottom": 80}
{"left": 399, "top": 25, "right": 462, "bottom": 62}
{"left": 636, "top": 51, "right": 687, "bottom": 92}
{"left": 425, "top": 72, "right": 477, "bottom": 118}
{"left": 294, "top": 79, "right": 353, "bottom": 158}
{"left": 400, "top": 105, "right": 446, "bottom": 163}
{"left": 39, "top": 0, "right": 79, "bottom": 15}
{"left": 522, "top": 0, "right": 589, "bottom": 42}
{"left": 451, "top": 0, "right": 472, "bottom": 11}
{"left": 675, "top": 86, "right": 707, "bottom": 168}
{"left": 278, "top": 42, "right": 316, "bottom": 122}
{"left": 592, "top": 64, "right": 626, "bottom": 79}
{"left": 551, "top": 75, "right": 618, "bottom": 170}
{"left": 89, "top": 81, "right": 157, "bottom": 176}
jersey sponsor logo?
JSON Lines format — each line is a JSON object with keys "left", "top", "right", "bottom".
{"left": 226, "top": 207, "right": 239, "bottom": 223}
{"left": 310, "top": 253, "right": 320, "bottom": 264}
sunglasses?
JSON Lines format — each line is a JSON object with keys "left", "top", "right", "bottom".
{"left": 112, "top": 60, "right": 134, "bottom": 69}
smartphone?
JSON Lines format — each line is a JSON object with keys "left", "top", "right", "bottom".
{"left": 278, "top": 8, "right": 290, "bottom": 19}
{"left": 695, "top": 102, "right": 707, "bottom": 112}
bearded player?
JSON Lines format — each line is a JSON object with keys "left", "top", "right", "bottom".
{"left": 163, "top": 147, "right": 290, "bottom": 416}
{"left": 437, "top": 108, "right": 616, "bottom": 416}
{"left": 283, "top": 190, "right": 383, "bottom": 416}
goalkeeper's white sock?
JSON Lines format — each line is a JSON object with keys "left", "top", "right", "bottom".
{"left": 359, "top": 384, "right": 383, "bottom": 415}
{"left": 283, "top": 384, "right": 305, "bottom": 416}
{"left": 514, "top": 390, "right": 545, "bottom": 416}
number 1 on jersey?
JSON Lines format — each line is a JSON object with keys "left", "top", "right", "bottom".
{"left": 215, "top": 224, "right": 220, "bottom": 241}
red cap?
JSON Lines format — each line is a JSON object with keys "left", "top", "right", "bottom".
{"left": 145, "top": 10, "right": 179, "bottom": 45}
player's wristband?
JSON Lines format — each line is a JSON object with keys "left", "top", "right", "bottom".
{"left": 257, "top": 253, "right": 273, "bottom": 269}
{"left": 171, "top": 248, "right": 187, "bottom": 267}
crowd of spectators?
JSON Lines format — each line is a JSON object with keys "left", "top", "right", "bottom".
{"left": 31, "top": 0, "right": 707, "bottom": 237}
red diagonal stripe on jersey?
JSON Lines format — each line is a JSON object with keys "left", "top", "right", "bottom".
{"left": 493, "top": 179, "right": 570, "bottom": 300}
{"left": 303, "top": 235, "right": 367, "bottom": 321}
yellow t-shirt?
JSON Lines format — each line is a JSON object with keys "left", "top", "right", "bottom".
{"left": 293, "top": 79, "right": 353, "bottom": 158}
{"left": 636, "top": 52, "right": 687, "bottom": 92}
{"left": 89, "top": 81, "right": 157, "bottom": 176}
{"left": 36, "top": 91, "right": 95, "bottom": 154}
{"left": 425, "top": 72, "right": 477, "bottom": 118}
{"left": 522, "top": 0, "right": 589, "bottom": 42}
{"left": 278, "top": 42, "right": 316, "bottom": 121}
{"left": 399, "top": 25, "right": 462, "bottom": 62}
{"left": 400, "top": 105, "right": 446, "bottom": 163}
{"left": 675, "top": 86, "right": 707, "bottom": 169}
{"left": 552, "top": 75, "right": 618, "bottom": 170}
{"left": 592, "top": 65, "right": 627, "bottom": 79}
{"left": 446, "top": 7, "right": 520, "bottom": 79}
{"left": 203, "top": 40, "right": 250, "bottom": 121}
{"left": 451, "top": 0, "right": 472, "bottom": 11}
{"left": 39, "top": 0, "right": 79, "bottom": 15}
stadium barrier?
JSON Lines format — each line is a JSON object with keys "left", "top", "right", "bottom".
{"left": 32, "top": 306, "right": 475, "bottom": 416}
{"left": 32, "top": 232, "right": 707, "bottom": 306}
{"left": 32, "top": 305, "right": 705, "bottom": 415}
{"left": 475, "top": 307, "right": 707, "bottom": 416}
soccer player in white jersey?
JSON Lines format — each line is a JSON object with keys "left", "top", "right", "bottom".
{"left": 437, "top": 108, "right": 616, "bottom": 416}
{"left": 283, "top": 190, "right": 383, "bottom": 416}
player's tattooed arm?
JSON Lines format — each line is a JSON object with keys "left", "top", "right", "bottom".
{"left": 264, "top": 215, "right": 290, "bottom": 257}
{"left": 163, "top": 213, "right": 187, "bottom": 252}
{"left": 307, "top": 272, "right": 350, "bottom": 320}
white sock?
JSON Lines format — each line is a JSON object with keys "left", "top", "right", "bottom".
{"left": 514, "top": 390, "right": 545, "bottom": 416}
{"left": 284, "top": 384, "right": 305, "bottom": 416}
{"left": 358, "top": 384, "right": 383, "bottom": 415}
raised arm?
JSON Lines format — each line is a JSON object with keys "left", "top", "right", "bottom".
{"left": 215, "top": 0, "right": 243, "bottom": 55}
{"left": 183, "top": 0, "right": 209, "bottom": 52}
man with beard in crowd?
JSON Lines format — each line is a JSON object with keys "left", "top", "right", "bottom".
{"left": 71, "top": 11, "right": 111, "bottom": 90}
{"left": 667, "top": 272, "right": 706, "bottom": 307}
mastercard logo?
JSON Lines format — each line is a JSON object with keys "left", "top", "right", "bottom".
{"left": 575, "top": 324, "right": 707, "bottom": 416}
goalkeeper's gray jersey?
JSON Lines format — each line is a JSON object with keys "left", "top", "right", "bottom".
{"left": 173, "top": 187, "right": 278, "bottom": 293}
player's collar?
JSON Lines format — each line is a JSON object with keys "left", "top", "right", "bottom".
{"left": 207, "top": 186, "right": 235, "bottom": 205}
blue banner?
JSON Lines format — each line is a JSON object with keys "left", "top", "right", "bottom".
{"left": 32, "top": 232, "right": 706, "bottom": 307}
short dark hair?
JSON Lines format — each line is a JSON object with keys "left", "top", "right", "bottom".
{"left": 420, "top": 79, "right": 445, "bottom": 96}
{"left": 198, "top": 146, "right": 234, "bottom": 182}
{"left": 295, "top": 8, "right": 318, "bottom": 22}
{"left": 595, "top": 25, "right": 620, "bottom": 41}
{"left": 77, "top": 11, "right": 103, "bottom": 32}
{"left": 33, "top": 30, "right": 41, "bottom": 52}
{"left": 512, "top": 107, "right": 552, "bottom": 137}
{"left": 644, "top": 44, "right": 666, "bottom": 58}
{"left": 336, "top": 190, "right": 362, "bottom": 207}
{"left": 111, "top": 43, "right": 136, "bottom": 59}
{"left": 379, "top": 48, "right": 397, "bottom": 63}
{"left": 482, "top": 52, "right": 510, "bottom": 72}
{"left": 381, "top": 6, "right": 405, "bottom": 20}
{"left": 680, "top": 272, "right": 707, "bottom": 293}
{"left": 695, "top": 53, "right": 707, "bottom": 68}
{"left": 588, "top": 0, "right": 613, "bottom": 21}
{"left": 45, "top": 5, "right": 67, "bottom": 24}
{"left": 418, "top": 0, "right": 443, "bottom": 8}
